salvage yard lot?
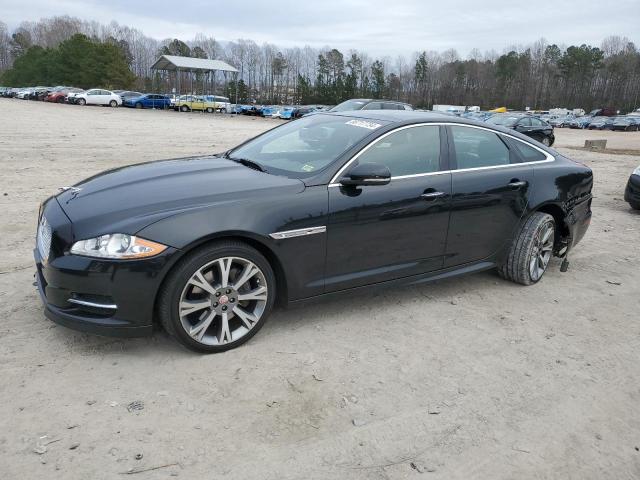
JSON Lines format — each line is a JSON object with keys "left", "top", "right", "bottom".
{"left": 0, "top": 100, "right": 639, "bottom": 479}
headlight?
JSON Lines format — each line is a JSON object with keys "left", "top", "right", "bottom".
{"left": 633, "top": 166, "right": 640, "bottom": 176}
{"left": 70, "top": 234, "right": 167, "bottom": 259}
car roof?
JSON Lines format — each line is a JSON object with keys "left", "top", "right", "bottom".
{"left": 317, "top": 110, "right": 555, "bottom": 150}
{"left": 322, "top": 110, "right": 459, "bottom": 123}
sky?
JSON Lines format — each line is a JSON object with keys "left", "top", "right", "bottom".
{"left": 3, "top": 0, "right": 639, "bottom": 57}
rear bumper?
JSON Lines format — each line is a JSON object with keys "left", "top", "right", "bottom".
{"left": 567, "top": 197, "right": 592, "bottom": 249}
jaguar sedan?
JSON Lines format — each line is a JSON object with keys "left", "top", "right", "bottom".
{"left": 35, "top": 112, "right": 593, "bottom": 353}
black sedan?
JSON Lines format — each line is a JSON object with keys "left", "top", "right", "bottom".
{"left": 35, "top": 112, "right": 592, "bottom": 353}
{"left": 486, "top": 114, "right": 555, "bottom": 146}
{"left": 625, "top": 166, "right": 640, "bottom": 210}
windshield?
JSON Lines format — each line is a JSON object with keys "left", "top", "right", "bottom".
{"left": 228, "top": 114, "right": 388, "bottom": 178}
{"left": 486, "top": 115, "right": 520, "bottom": 127}
{"left": 329, "top": 100, "right": 368, "bottom": 112}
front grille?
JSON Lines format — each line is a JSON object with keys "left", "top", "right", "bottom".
{"left": 37, "top": 216, "right": 52, "bottom": 262}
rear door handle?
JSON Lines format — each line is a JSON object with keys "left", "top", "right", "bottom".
{"left": 420, "top": 191, "right": 446, "bottom": 200}
{"left": 508, "top": 180, "right": 528, "bottom": 190}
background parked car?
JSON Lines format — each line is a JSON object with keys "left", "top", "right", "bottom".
{"left": 46, "top": 87, "right": 84, "bottom": 103}
{"left": 124, "top": 93, "right": 171, "bottom": 109}
{"left": 174, "top": 95, "right": 217, "bottom": 112}
{"left": 568, "top": 116, "right": 592, "bottom": 129}
{"left": 611, "top": 116, "right": 640, "bottom": 131}
{"left": 118, "top": 91, "right": 143, "bottom": 103}
{"left": 75, "top": 89, "right": 122, "bottom": 107}
{"left": 549, "top": 115, "right": 575, "bottom": 128}
{"left": 15, "top": 88, "right": 34, "bottom": 99}
{"left": 587, "top": 117, "right": 614, "bottom": 130}
{"left": 203, "top": 95, "right": 231, "bottom": 112}
{"left": 486, "top": 114, "right": 555, "bottom": 146}
{"left": 329, "top": 98, "right": 413, "bottom": 112}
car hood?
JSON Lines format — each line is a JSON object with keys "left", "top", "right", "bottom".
{"left": 55, "top": 155, "right": 305, "bottom": 239}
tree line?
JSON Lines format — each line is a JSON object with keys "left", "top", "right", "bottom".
{"left": 1, "top": 16, "right": 639, "bottom": 111}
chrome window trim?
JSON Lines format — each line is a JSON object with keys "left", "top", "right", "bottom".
{"left": 328, "top": 122, "right": 555, "bottom": 187}
{"left": 269, "top": 226, "right": 326, "bottom": 240}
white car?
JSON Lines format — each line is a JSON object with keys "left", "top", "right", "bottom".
{"left": 75, "top": 89, "right": 122, "bottom": 107}
{"left": 15, "top": 88, "right": 34, "bottom": 99}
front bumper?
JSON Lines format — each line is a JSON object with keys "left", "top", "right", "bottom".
{"left": 34, "top": 198, "right": 179, "bottom": 338}
{"left": 625, "top": 174, "right": 640, "bottom": 204}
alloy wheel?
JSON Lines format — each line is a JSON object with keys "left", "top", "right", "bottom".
{"left": 529, "top": 222, "right": 554, "bottom": 282}
{"left": 178, "top": 257, "right": 268, "bottom": 346}
{"left": 541, "top": 137, "right": 550, "bottom": 146}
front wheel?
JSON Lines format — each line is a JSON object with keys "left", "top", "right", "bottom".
{"left": 206, "top": 107, "right": 214, "bottom": 113}
{"left": 135, "top": 102, "right": 142, "bottom": 109}
{"left": 158, "top": 241, "right": 276, "bottom": 353}
{"left": 498, "top": 212, "right": 555, "bottom": 285}
{"left": 180, "top": 105, "right": 189, "bottom": 112}
{"left": 77, "top": 98, "right": 86, "bottom": 106}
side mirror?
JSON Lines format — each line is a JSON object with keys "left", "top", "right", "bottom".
{"left": 340, "top": 162, "right": 391, "bottom": 186}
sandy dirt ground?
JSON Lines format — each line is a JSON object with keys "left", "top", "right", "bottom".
{"left": 0, "top": 100, "right": 639, "bottom": 479}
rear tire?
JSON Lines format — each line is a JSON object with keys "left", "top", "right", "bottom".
{"left": 158, "top": 240, "right": 276, "bottom": 353}
{"left": 498, "top": 212, "right": 556, "bottom": 285}
{"left": 541, "top": 136, "right": 551, "bottom": 147}
{"left": 629, "top": 201, "right": 640, "bottom": 210}
{"left": 109, "top": 100, "right": 117, "bottom": 107}
{"left": 206, "top": 107, "right": 214, "bottom": 113}
{"left": 135, "top": 102, "right": 142, "bottom": 109}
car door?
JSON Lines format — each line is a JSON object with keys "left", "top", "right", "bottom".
{"left": 513, "top": 116, "right": 532, "bottom": 136}
{"left": 84, "top": 90, "right": 97, "bottom": 105}
{"left": 444, "top": 125, "right": 533, "bottom": 267}
{"left": 98, "top": 90, "right": 111, "bottom": 105}
{"left": 325, "top": 124, "right": 452, "bottom": 292}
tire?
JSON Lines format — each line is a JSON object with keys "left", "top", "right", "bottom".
{"left": 77, "top": 98, "right": 86, "bottom": 106}
{"left": 629, "top": 201, "right": 640, "bottom": 210}
{"left": 206, "top": 107, "right": 214, "bottom": 113}
{"left": 109, "top": 100, "right": 117, "bottom": 107}
{"left": 498, "top": 212, "right": 556, "bottom": 286}
{"left": 57, "top": 97, "right": 65, "bottom": 104}
{"left": 180, "top": 105, "right": 189, "bottom": 112}
{"left": 135, "top": 102, "right": 142, "bottom": 109}
{"left": 158, "top": 240, "right": 276, "bottom": 353}
{"left": 541, "top": 136, "right": 551, "bottom": 147}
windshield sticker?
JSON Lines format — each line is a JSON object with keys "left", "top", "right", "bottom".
{"left": 301, "top": 164, "right": 315, "bottom": 172}
{"left": 345, "top": 119, "right": 382, "bottom": 130}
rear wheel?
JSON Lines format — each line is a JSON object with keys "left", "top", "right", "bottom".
{"left": 498, "top": 212, "right": 555, "bottom": 285}
{"left": 135, "top": 102, "right": 142, "bottom": 109}
{"left": 158, "top": 241, "right": 276, "bottom": 353}
{"left": 57, "top": 97, "right": 65, "bottom": 103}
{"left": 109, "top": 100, "right": 117, "bottom": 107}
{"left": 541, "top": 136, "right": 551, "bottom": 146}
{"left": 206, "top": 107, "right": 214, "bottom": 113}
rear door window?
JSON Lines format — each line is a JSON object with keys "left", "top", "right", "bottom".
{"left": 450, "top": 126, "right": 511, "bottom": 169}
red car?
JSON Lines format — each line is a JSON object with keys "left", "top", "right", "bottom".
{"left": 46, "top": 87, "right": 84, "bottom": 103}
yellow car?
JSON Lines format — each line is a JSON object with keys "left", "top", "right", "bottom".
{"left": 174, "top": 95, "right": 217, "bottom": 113}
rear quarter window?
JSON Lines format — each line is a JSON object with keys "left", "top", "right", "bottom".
{"left": 512, "top": 140, "right": 548, "bottom": 162}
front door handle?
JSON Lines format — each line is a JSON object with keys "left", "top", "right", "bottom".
{"left": 508, "top": 180, "right": 528, "bottom": 190}
{"left": 420, "top": 191, "right": 446, "bottom": 200}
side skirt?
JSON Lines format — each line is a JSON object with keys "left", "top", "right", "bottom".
{"left": 287, "top": 260, "right": 496, "bottom": 307}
